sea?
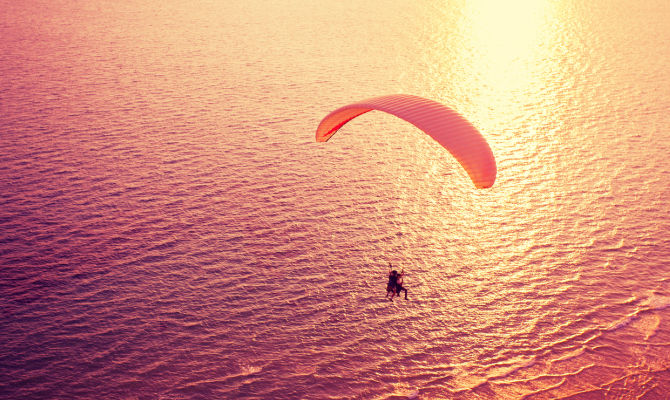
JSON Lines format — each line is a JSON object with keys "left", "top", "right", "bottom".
{"left": 2, "top": 1, "right": 670, "bottom": 399}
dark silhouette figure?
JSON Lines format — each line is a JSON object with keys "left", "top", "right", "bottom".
{"left": 386, "top": 263, "right": 408, "bottom": 301}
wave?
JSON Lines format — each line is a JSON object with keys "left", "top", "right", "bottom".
{"left": 446, "top": 290, "right": 670, "bottom": 399}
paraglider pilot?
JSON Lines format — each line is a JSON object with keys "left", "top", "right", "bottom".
{"left": 386, "top": 263, "right": 408, "bottom": 301}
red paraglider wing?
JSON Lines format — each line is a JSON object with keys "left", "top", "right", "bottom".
{"left": 316, "top": 94, "right": 497, "bottom": 188}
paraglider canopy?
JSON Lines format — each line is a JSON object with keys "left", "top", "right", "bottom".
{"left": 316, "top": 94, "right": 497, "bottom": 188}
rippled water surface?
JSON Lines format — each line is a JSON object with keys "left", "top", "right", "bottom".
{"left": 2, "top": 1, "right": 670, "bottom": 399}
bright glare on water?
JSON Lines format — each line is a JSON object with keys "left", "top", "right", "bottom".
{"left": 2, "top": 1, "right": 670, "bottom": 399}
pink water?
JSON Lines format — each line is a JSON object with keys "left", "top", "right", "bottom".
{"left": 2, "top": 1, "right": 670, "bottom": 399}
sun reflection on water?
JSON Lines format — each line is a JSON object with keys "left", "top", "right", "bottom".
{"left": 464, "top": 1, "right": 551, "bottom": 66}
{"left": 450, "top": 0, "right": 565, "bottom": 209}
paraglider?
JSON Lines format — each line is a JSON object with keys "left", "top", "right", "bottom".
{"left": 315, "top": 94, "right": 497, "bottom": 188}
{"left": 386, "top": 263, "right": 408, "bottom": 301}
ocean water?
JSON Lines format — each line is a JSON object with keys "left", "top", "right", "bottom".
{"left": 2, "top": 1, "right": 670, "bottom": 399}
